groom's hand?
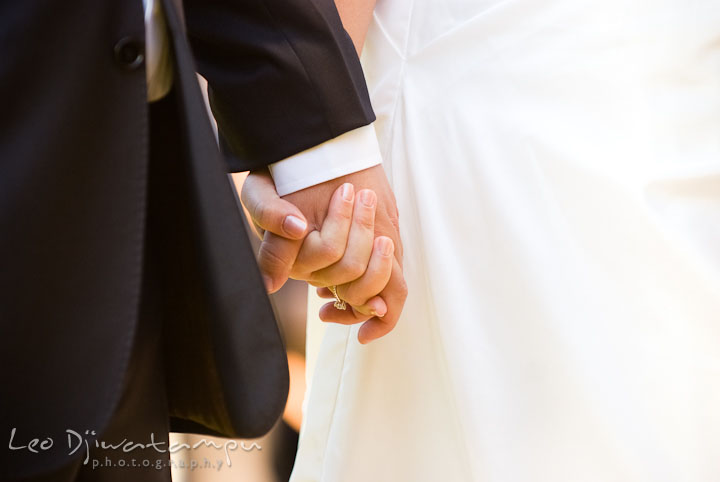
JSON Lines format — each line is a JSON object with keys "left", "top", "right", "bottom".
{"left": 242, "top": 165, "right": 407, "bottom": 343}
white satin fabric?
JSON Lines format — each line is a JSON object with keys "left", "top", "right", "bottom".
{"left": 292, "top": 1, "right": 720, "bottom": 480}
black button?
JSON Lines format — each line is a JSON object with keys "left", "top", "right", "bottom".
{"left": 114, "top": 37, "right": 144, "bottom": 70}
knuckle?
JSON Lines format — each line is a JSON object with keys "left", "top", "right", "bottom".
{"left": 290, "top": 266, "right": 311, "bottom": 282}
{"left": 389, "top": 214, "right": 401, "bottom": 234}
{"left": 333, "top": 201, "right": 353, "bottom": 222}
{"left": 319, "top": 239, "right": 344, "bottom": 263}
{"left": 240, "top": 177, "right": 256, "bottom": 206}
{"left": 396, "top": 278, "right": 409, "bottom": 299}
{"left": 252, "top": 198, "right": 268, "bottom": 225}
{"left": 356, "top": 212, "right": 375, "bottom": 231}
{"left": 259, "top": 242, "right": 291, "bottom": 270}
{"left": 383, "top": 204, "right": 401, "bottom": 232}
{"left": 342, "top": 260, "right": 367, "bottom": 280}
{"left": 343, "top": 290, "right": 368, "bottom": 307}
{"left": 338, "top": 205, "right": 354, "bottom": 221}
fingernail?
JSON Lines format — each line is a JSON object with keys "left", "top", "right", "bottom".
{"left": 341, "top": 183, "right": 354, "bottom": 202}
{"left": 378, "top": 237, "right": 393, "bottom": 256}
{"left": 371, "top": 307, "right": 387, "bottom": 318}
{"left": 283, "top": 215, "right": 307, "bottom": 238}
{"left": 360, "top": 189, "right": 376, "bottom": 207}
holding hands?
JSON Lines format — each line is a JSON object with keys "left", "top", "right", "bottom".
{"left": 241, "top": 165, "right": 407, "bottom": 344}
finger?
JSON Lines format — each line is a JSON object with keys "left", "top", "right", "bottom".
{"left": 241, "top": 170, "right": 309, "bottom": 240}
{"left": 317, "top": 286, "right": 334, "bottom": 298}
{"left": 309, "top": 189, "right": 377, "bottom": 286}
{"left": 318, "top": 303, "right": 372, "bottom": 325}
{"left": 357, "top": 259, "right": 408, "bottom": 344}
{"left": 316, "top": 293, "right": 388, "bottom": 319}
{"left": 350, "top": 295, "right": 388, "bottom": 318}
{"left": 292, "top": 183, "right": 355, "bottom": 274}
{"left": 336, "top": 236, "right": 394, "bottom": 307}
{"left": 257, "top": 231, "right": 303, "bottom": 293}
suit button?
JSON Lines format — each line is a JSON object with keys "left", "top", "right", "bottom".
{"left": 114, "top": 37, "right": 144, "bottom": 70}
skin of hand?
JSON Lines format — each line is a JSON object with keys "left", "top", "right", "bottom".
{"left": 241, "top": 165, "right": 407, "bottom": 343}
{"left": 242, "top": 171, "right": 391, "bottom": 318}
{"left": 334, "top": 0, "right": 378, "bottom": 56}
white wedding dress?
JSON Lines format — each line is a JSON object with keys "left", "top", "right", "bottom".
{"left": 292, "top": 1, "right": 720, "bottom": 480}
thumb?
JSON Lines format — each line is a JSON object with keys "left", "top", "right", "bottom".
{"left": 242, "top": 170, "right": 308, "bottom": 240}
{"left": 257, "top": 232, "right": 302, "bottom": 293}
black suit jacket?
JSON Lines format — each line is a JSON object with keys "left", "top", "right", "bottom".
{"left": 0, "top": 0, "right": 374, "bottom": 478}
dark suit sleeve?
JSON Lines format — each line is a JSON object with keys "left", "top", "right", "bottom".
{"left": 183, "top": 0, "right": 376, "bottom": 172}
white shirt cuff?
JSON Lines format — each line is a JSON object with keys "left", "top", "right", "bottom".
{"left": 269, "top": 124, "right": 382, "bottom": 196}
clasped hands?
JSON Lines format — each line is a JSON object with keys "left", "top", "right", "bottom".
{"left": 241, "top": 165, "right": 407, "bottom": 344}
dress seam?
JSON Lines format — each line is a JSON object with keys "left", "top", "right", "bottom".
{"left": 383, "top": 1, "right": 476, "bottom": 478}
{"left": 317, "top": 326, "right": 353, "bottom": 482}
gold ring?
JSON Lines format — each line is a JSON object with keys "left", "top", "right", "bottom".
{"left": 328, "top": 285, "right": 347, "bottom": 310}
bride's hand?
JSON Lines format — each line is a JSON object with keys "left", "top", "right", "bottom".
{"left": 243, "top": 170, "right": 391, "bottom": 317}
{"left": 242, "top": 167, "right": 407, "bottom": 343}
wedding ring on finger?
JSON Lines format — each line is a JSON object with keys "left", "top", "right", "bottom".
{"left": 328, "top": 285, "right": 347, "bottom": 311}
